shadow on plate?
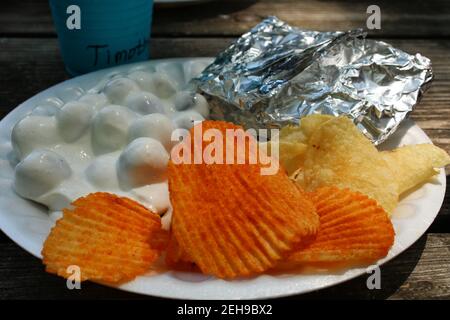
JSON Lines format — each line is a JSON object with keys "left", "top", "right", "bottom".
{"left": 285, "top": 233, "right": 427, "bottom": 300}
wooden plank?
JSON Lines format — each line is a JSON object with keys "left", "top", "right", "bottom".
{"left": 0, "top": 233, "right": 448, "bottom": 299}
{"left": 2, "top": 0, "right": 450, "bottom": 37}
{"left": 298, "top": 233, "right": 450, "bottom": 299}
{"left": 0, "top": 242, "right": 152, "bottom": 299}
{"left": 432, "top": 175, "right": 449, "bottom": 222}
{"left": 152, "top": 0, "right": 450, "bottom": 38}
{"left": 0, "top": 231, "right": 9, "bottom": 243}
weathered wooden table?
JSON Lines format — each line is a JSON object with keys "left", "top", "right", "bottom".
{"left": 1, "top": 0, "right": 449, "bottom": 299}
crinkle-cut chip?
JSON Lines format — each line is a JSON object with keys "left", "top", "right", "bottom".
{"left": 42, "top": 192, "right": 168, "bottom": 284}
{"left": 288, "top": 187, "right": 394, "bottom": 268}
{"left": 169, "top": 120, "right": 319, "bottom": 279}
{"left": 382, "top": 144, "right": 450, "bottom": 195}
{"left": 297, "top": 116, "right": 398, "bottom": 215}
{"left": 165, "top": 234, "right": 196, "bottom": 271}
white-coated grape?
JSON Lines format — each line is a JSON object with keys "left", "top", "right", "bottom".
{"left": 32, "top": 104, "right": 60, "bottom": 117}
{"left": 182, "top": 60, "right": 209, "bottom": 82}
{"left": 12, "top": 64, "right": 213, "bottom": 221}
{"left": 39, "top": 97, "right": 64, "bottom": 108}
{"left": 117, "top": 137, "right": 169, "bottom": 188}
{"left": 14, "top": 149, "right": 72, "bottom": 199}
{"left": 128, "top": 114, "right": 174, "bottom": 150}
{"left": 49, "top": 211, "right": 63, "bottom": 222}
{"left": 39, "top": 191, "right": 75, "bottom": 212}
{"left": 57, "top": 86, "right": 85, "bottom": 102}
{"left": 192, "top": 93, "right": 210, "bottom": 118}
{"left": 124, "top": 91, "right": 164, "bottom": 115}
{"left": 172, "top": 110, "right": 204, "bottom": 130}
{"left": 38, "top": 180, "right": 94, "bottom": 211}
{"left": 155, "top": 62, "right": 185, "bottom": 88}
{"left": 174, "top": 92, "right": 209, "bottom": 118}
{"left": 173, "top": 91, "right": 196, "bottom": 111}
{"left": 131, "top": 182, "right": 170, "bottom": 215}
{"left": 161, "top": 206, "right": 173, "bottom": 230}
{"left": 57, "top": 101, "right": 93, "bottom": 142}
{"left": 128, "top": 70, "right": 155, "bottom": 92}
{"left": 103, "top": 77, "right": 140, "bottom": 104}
{"left": 85, "top": 153, "right": 119, "bottom": 189}
{"left": 148, "top": 73, "right": 177, "bottom": 99}
{"left": 78, "top": 93, "right": 109, "bottom": 112}
{"left": 92, "top": 105, "right": 136, "bottom": 153}
{"left": 11, "top": 115, "right": 60, "bottom": 160}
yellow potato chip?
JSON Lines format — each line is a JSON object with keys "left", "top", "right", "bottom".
{"left": 299, "top": 114, "right": 334, "bottom": 139}
{"left": 296, "top": 116, "right": 399, "bottom": 215}
{"left": 279, "top": 124, "right": 307, "bottom": 142}
{"left": 42, "top": 192, "right": 168, "bottom": 284}
{"left": 268, "top": 115, "right": 334, "bottom": 175}
{"left": 269, "top": 140, "right": 307, "bottom": 175}
{"left": 259, "top": 126, "right": 307, "bottom": 175}
{"left": 382, "top": 144, "right": 450, "bottom": 195}
{"left": 279, "top": 115, "right": 334, "bottom": 143}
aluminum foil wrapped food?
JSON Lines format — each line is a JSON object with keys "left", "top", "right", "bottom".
{"left": 194, "top": 16, "right": 433, "bottom": 144}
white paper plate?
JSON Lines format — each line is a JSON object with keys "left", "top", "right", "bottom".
{"left": 0, "top": 58, "right": 446, "bottom": 299}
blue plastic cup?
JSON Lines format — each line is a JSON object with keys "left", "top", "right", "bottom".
{"left": 49, "top": 0, "right": 153, "bottom": 76}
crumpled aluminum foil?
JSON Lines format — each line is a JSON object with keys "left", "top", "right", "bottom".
{"left": 194, "top": 16, "right": 433, "bottom": 144}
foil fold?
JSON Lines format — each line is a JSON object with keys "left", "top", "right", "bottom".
{"left": 195, "top": 16, "right": 433, "bottom": 144}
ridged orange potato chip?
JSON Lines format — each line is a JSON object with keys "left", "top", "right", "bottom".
{"left": 288, "top": 186, "right": 394, "bottom": 268}
{"left": 42, "top": 192, "right": 168, "bottom": 284}
{"left": 165, "top": 234, "right": 196, "bottom": 271}
{"left": 168, "top": 120, "right": 319, "bottom": 278}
